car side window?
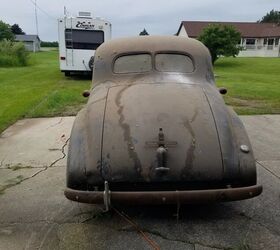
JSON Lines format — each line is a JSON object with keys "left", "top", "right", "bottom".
{"left": 155, "top": 53, "right": 194, "bottom": 73}
{"left": 114, "top": 54, "right": 152, "bottom": 73}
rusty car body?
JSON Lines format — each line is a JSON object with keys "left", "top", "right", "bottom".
{"left": 65, "top": 36, "right": 262, "bottom": 208}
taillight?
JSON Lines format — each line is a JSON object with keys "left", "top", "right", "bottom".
{"left": 60, "top": 56, "right": 66, "bottom": 60}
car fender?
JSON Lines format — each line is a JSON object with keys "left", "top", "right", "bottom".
{"left": 227, "top": 107, "right": 256, "bottom": 185}
{"left": 67, "top": 86, "right": 108, "bottom": 190}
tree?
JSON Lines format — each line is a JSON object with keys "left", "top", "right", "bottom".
{"left": 0, "top": 20, "right": 14, "bottom": 41}
{"left": 11, "top": 24, "right": 25, "bottom": 35}
{"left": 139, "top": 28, "right": 149, "bottom": 36}
{"left": 198, "top": 24, "right": 241, "bottom": 64}
{"left": 258, "top": 9, "right": 280, "bottom": 23}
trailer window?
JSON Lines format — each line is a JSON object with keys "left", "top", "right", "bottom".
{"left": 114, "top": 54, "right": 152, "bottom": 73}
{"left": 65, "top": 29, "right": 104, "bottom": 50}
{"left": 155, "top": 53, "right": 194, "bottom": 73}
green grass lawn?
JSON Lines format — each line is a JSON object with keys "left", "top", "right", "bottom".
{"left": 214, "top": 57, "right": 280, "bottom": 115}
{"left": 0, "top": 51, "right": 90, "bottom": 133}
{"left": 0, "top": 52, "right": 279, "bottom": 134}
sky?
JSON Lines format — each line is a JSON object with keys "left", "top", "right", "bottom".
{"left": 1, "top": 0, "right": 279, "bottom": 41}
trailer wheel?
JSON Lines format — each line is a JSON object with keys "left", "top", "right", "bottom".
{"left": 88, "top": 56, "right": 94, "bottom": 71}
{"left": 64, "top": 71, "right": 71, "bottom": 77}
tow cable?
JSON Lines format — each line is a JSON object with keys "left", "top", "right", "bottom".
{"left": 112, "top": 207, "right": 160, "bottom": 250}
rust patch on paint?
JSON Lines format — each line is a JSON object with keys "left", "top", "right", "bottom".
{"left": 182, "top": 117, "right": 196, "bottom": 177}
{"left": 115, "top": 85, "right": 143, "bottom": 176}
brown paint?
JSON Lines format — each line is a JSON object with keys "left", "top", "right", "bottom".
{"left": 66, "top": 36, "right": 261, "bottom": 205}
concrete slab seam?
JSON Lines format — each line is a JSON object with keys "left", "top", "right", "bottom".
{"left": 256, "top": 161, "right": 280, "bottom": 180}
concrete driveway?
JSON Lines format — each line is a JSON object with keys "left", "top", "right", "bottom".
{"left": 0, "top": 116, "right": 279, "bottom": 250}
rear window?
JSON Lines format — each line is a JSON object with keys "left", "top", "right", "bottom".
{"left": 114, "top": 54, "right": 152, "bottom": 73}
{"left": 155, "top": 53, "right": 194, "bottom": 73}
{"left": 65, "top": 29, "right": 104, "bottom": 50}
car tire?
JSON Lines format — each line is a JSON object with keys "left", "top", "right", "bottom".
{"left": 88, "top": 56, "right": 94, "bottom": 71}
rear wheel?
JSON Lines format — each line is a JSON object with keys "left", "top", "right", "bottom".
{"left": 64, "top": 71, "right": 71, "bottom": 77}
{"left": 88, "top": 56, "right": 94, "bottom": 71}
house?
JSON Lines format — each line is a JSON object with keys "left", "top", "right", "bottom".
{"left": 15, "top": 35, "right": 41, "bottom": 52}
{"left": 176, "top": 21, "right": 280, "bottom": 57}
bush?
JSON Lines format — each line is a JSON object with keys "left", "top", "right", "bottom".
{"left": 0, "top": 39, "right": 29, "bottom": 67}
{"left": 41, "top": 41, "right": 58, "bottom": 47}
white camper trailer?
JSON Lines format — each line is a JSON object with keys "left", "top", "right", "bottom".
{"left": 58, "top": 11, "right": 111, "bottom": 76}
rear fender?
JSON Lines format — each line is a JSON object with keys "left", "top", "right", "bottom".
{"left": 227, "top": 108, "right": 256, "bottom": 185}
{"left": 67, "top": 109, "right": 89, "bottom": 189}
{"left": 67, "top": 83, "right": 114, "bottom": 189}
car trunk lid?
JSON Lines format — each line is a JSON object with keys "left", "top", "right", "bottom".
{"left": 101, "top": 83, "right": 223, "bottom": 184}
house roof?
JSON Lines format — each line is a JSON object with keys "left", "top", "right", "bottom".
{"left": 177, "top": 21, "right": 280, "bottom": 38}
{"left": 15, "top": 34, "right": 40, "bottom": 42}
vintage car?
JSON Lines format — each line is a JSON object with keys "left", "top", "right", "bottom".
{"left": 65, "top": 36, "right": 262, "bottom": 209}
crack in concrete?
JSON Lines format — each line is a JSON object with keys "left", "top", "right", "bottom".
{"left": 237, "top": 211, "right": 280, "bottom": 237}
{"left": 80, "top": 214, "right": 103, "bottom": 223}
{"left": 0, "top": 157, "right": 6, "bottom": 168}
{"left": 80, "top": 209, "right": 113, "bottom": 223}
{"left": 256, "top": 160, "right": 280, "bottom": 180}
{"left": 48, "top": 137, "right": 70, "bottom": 168}
{"left": 0, "top": 215, "right": 109, "bottom": 226}
{"left": 0, "top": 220, "right": 66, "bottom": 226}
{"left": 0, "top": 138, "right": 69, "bottom": 194}
{"left": 237, "top": 194, "right": 280, "bottom": 247}
{"left": 0, "top": 165, "right": 65, "bottom": 170}
{"left": 119, "top": 227, "right": 227, "bottom": 249}
{"left": 2, "top": 214, "right": 278, "bottom": 250}
{"left": 1, "top": 166, "right": 45, "bottom": 170}
{"left": 46, "top": 117, "right": 63, "bottom": 130}
{"left": 240, "top": 201, "right": 259, "bottom": 249}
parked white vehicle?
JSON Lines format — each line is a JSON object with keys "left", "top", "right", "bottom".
{"left": 58, "top": 11, "right": 112, "bottom": 76}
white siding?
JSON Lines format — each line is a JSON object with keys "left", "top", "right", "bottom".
{"left": 178, "top": 26, "right": 188, "bottom": 37}
{"left": 238, "top": 48, "right": 279, "bottom": 57}
{"left": 22, "top": 41, "right": 40, "bottom": 52}
{"left": 238, "top": 37, "right": 280, "bottom": 57}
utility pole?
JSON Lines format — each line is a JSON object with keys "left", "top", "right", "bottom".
{"left": 35, "top": 0, "right": 39, "bottom": 36}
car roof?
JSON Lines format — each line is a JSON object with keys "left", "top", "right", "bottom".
{"left": 93, "top": 36, "right": 214, "bottom": 85}
{"left": 97, "top": 35, "right": 209, "bottom": 55}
